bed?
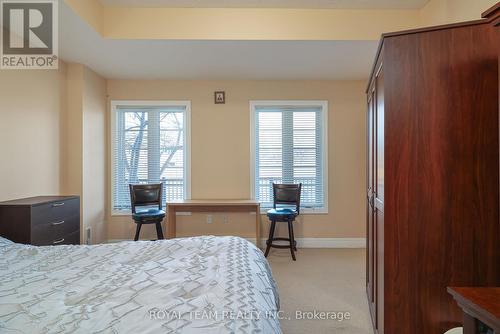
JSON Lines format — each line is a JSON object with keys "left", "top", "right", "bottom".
{"left": 0, "top": 235, "right": 281, "bottom": 334}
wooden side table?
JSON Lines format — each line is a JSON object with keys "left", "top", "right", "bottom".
{"left": 448, "top": 287, "right": 500, "bottom": 334}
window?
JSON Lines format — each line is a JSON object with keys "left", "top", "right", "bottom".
{"left": 111, "top": 101, "right": 190, "bottom": 212}
{"left": 251, "top": 101, "right": 328, "bottom": 212}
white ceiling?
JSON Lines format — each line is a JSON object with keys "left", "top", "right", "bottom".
{"left": 59, "top": 2, "right": 378, "bottom": 80}
{"left": 100, "top": 0, "right": 429, "bottom": 9}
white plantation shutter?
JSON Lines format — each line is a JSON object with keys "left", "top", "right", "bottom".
{"left": 112, "top": 102, "right": 189, "bottom": 211}
{"left": 253, "top": 102, "right": 327, "bottom": 211}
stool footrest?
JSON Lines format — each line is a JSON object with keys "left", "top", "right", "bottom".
{"left": 266, "top": 237, "right": 297, "bottom": 249}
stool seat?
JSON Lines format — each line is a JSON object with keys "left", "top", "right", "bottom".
{"left": 267, "top": 208, "right": 297, "bottom": 220}
{"left": 132, "top": 209, "right": 165, "bottom": 222}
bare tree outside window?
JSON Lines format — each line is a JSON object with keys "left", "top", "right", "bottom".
{"left": 113, "top": 106, "right": 186, "bottom": 211}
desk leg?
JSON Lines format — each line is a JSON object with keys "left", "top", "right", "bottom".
{"left": 168, "top": 206, "right": 176, "bottom": 239}
{"left": 256, "top": 205, "right": 261, "bottom": 248}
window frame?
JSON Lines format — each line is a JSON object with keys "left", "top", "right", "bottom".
{"left": 110, "top": 100, "right": 191, "bottom": 216}
{"left": 249, "top": 100, "right": 329, "bottom": 214}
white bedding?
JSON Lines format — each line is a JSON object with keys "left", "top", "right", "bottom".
{"left": 0, "top": 236, "right": 281, "bottom": 334}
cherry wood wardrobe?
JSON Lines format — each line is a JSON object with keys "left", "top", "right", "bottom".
{"left": 366, "top": 9, "right": 500, "bottom": 334}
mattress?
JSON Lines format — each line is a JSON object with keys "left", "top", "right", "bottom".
{"left": 0, "top": 235, "right": 281, "bottom": 334}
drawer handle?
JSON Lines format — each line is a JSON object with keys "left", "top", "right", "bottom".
{"left": 51, "top": 220, "right": 65, "bottom": 226}
{"left": 52, "top": 202, "right": 65, "bottom": 207}
{"left": 52, "top": 238, "right": 65, "bottom": 244}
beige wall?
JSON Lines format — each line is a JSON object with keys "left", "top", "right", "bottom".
{"left": 63, "top": 64, "right": 84, "bottom": 199}
{"left": 419, "top": 0, "right": 498, "bottom": 26}
{"left": 0, "top": 64, "right": 67, "bottom": 202}
{"left": 63, "top": 64, "right": 107, "bottom": 244}
{"left": 102, "top": 7, "right": 421, "bottom": 40}
{"left": 83, "top": 68, "right": 107, "bottom": 244}
{"left": 107, "top": 80, "right": 366, "bottom": 241}
{"left": 66, "top": 0, "right": 497, "bottom": 41}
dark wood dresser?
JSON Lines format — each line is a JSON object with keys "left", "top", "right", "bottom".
{"left": 0, "top": 196, "right": 80, "bottom": 246}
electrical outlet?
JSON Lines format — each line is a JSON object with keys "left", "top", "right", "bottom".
{"left": 206, "top": 215, "right": 213, "bottom": 224}
{"left": 223, "top": 215, "right": 229, "bottom": 224}
{"left": 85, "top": 227, "right": 91, "bottom": 245}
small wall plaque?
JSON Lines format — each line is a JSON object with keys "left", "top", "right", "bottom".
{"left": 215, "top": 91, "right": 225, "bottom": 104}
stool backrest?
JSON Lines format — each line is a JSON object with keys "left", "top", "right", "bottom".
{"left": 129, "top": 183, "right": 163, "bottom": 214}
{"left": 273, "top": 183, "right": 302, "bottom": 214}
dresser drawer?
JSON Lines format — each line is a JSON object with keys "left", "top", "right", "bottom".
{"left": 42, "top": 229, "right": 80, "bottom": 246}
{"left": 31, "top": 198, "right": 79, "bottom": 226}
{"left": 31, "top": 213, "right": 79, "bottom": 244}
{"left": 32, "top": 228, "right": 80, "bottom": 246}
{"left": 62, "top": 230, "right": 80, "bottom": 245}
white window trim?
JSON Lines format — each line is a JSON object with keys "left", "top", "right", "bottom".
{"left": 249, "top": 100, "right": 329, "bottom": 215}
{"left": 110, "top": 100, "right": 191, "bottom": 216}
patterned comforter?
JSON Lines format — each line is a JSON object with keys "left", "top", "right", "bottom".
{"left": 0, "top": 236, "right": 281, "bottom": 334}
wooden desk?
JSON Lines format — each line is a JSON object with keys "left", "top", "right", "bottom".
{"left": 166, "top": 200, "right": 261, "bottom": 247}
{"left": 448, "top": 287, "right": 500, "bottom": 334}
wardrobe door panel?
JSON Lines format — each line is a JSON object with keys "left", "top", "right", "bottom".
{"left": 366, "top": 95, "right": 373, "bottom": 295}
{"left": 366, "top": 88, "right": 377, "bottom": 327}
{"left": 375, "top": 70, "right": 384, "bottom": 205}
{"left": 375, "top": 208, "right": 384, "bottom": 334}
{"left": 383, "top": 23, "right": 499, "bottom": 334}
{"left": 374, "top": 68, "right": 385, "bottom": 334}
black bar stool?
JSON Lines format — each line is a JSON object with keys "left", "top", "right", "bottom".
{"left": 129, "top": 183, "right": 165, "bottom": 241}
{"left": 264, "top": 183, "right": 302, "bottom": 261}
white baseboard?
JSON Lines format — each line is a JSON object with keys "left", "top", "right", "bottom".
{"left": 108, "top": 237, "right": 366, "bottom": 248}
{"left": 247, "top": 237, "right": 366, "bottom": 248}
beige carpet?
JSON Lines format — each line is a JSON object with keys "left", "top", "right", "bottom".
{"left": 266, "top": 248, "right": 372, "bottom": 334}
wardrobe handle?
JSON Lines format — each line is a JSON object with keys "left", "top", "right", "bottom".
{"left": 367, "top": 192, "right": 375, "bottom": 209}
{"left": 52, "top": 238, "right": 65, "bottom": 244}
{"left": 51, "top": 220, "right": 65, "bottom": 226}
